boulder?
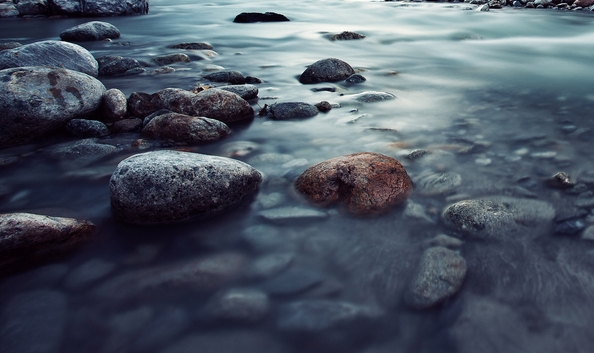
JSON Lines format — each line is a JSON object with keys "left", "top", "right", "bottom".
{"left": 97, "top": 55, "right": 144, "bottom": 76}
{"left": 49, "top": 0, "right": 149, "bottom": 16}
{"left": 128, "top": 91, "right": 155, "bottom": 117}
{"left": 101, "top": 88, "right": 128, "bottom": 122}
{"left": 218, "top": 84, "right": 259, "bottom": 100}
{"left": 0, "top": 213, "right": 96, "bottom": 274}
{"left": 169, "top": 42, "right": 213, "bottom": 50}
{"left": 0, "top": 3, "right": 19, "bottom": 17}
{"left": 203, "top": 70, "right": 246, "bottom": 84}
{"left": 110, "top": 150, "right": 262, "bottom": 224}
{"left": 65, "top": 119, "right": 110, "bottom": 138}
{"left": 141, "top": 112, "right": 231, "bottom": 144}
{"left": 0, "top": 40, "right": 99, "bottom": 77}
{"left": 14, "top": 0, "right": 49, "bottom": 16}
{"left": 0, "top": 66, "right": 106, "bottom": 147}
{"left": 233, "top": 12, "right": 290, "bottom": 23}
{"left": 299, "top": 58, "right": 355, "bottom": 84}
{"left": 268, "top": 102, "right": 319, "bottom": 120}
{"left": 59, "top": 21, "right": 121, "bottom": 42}
{"left": 294, "top": 152, "right": 413, "bottom": 215}
{"left": 574, "top": 0, "right": 594, "bottom": 6}
{"left": 330, "top": 31, "right": 366, "bottom": 41}
{"left": 153, "top": 53, "right": 190, "bottom": 66}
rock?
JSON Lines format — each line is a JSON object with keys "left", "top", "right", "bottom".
{"left": 141, "top": 112, "right": 231, "bottom": 144}
{"left": 258, "top": 206, "right": 329, "bottom": 224}
{"left": 0, "top": 3, "right": 19, "bottom": 17}
{"left": 247, "top": 253, "right": 295, "bottom": 280}
{"left": 405, "top": 247, "right": 467, "bottom": 309}
{"left": 14, "top": 0, "right": 49, "bottom": 16}
{"left": 245, "top": 76, "right": 263, "bottom": 84}
{"left": 101, "top": 88, "right": 128, "bottom": 122}
{"left": 162, "top": 330, "right": 287, "bottom": 353}
{"left": 128, "top": 91, "right": 155, "bottom": 117}
{"left": 268, "top": 102, "right": 319, "bottom": 120}
{"left": 49, "top": 0, "right": 148, "bottom": 16}
{"left": 414, "top": 172, "right": 462, "bottom": 196}
{"left": 425, "top": 234, "right": 463, "bottom": 249}
{"left": 442, "top": 197, "right": 555, "bottom": 240}
{"left": 346, "top": 74, "right": 367, "bottom": 83}
{"left": 200, "top": 288, "right": 270, "bottom": 324}
{"left": 330, "top": 31, "right": 366, "bottom": 41}
{"left": 65, "top": 119, "right": 110, "bottom": 138}
{"left": 581, "top": 225, "right": 594, "bottom": 240}
{"left": 241, "top": 225, "right": 290, "bottom": 253}
{"left": 63, "top": 258, "right": 116, "bottom": 290}
{"left": 575, "top": 0, "right": 594, "bottom": 6}
{"left": 97, "top": 55, "right": 145, "bottom": 76}
{"left": 315, "top": 101, "right": 332, "bottom": 112}
{"left": 169, "top": 42, "right": 213, "bottom": 50}
{"left": 219, "top": 141, "right": 260, "bottom": 158}
{"left": 294, "top": 152, "right": 413, "bottom": 215}
{"left": 233, "top": 12, "right": 290, "bottom": 23}
{"left": 0, "top": 41, "right": 98, "bottom": 77}
{"left": 403, "top": 200, "right": 435, "bottom": 223}
{"left": 0, "top": 66, "right": 106, "bottom": 147}
{"left": 0, "top": 290, "right": 67, "bottom": 353}
{"left": 546, "top": 171, "right": 575, "bottom": 189}
{"left": 203, "top": 70, "right": 246, "bottom": 84}
{"left": 348, "top": 91, "right": 396, "bottom": 103}
{"left": 93, "top": 253, "right": 248, "bottom": 300}
{"left": 554, "top": 218, "right": 586, "bottom": 235}
{"left": 48, "top": 138, "right": 118, "bottom": 168}
{"left": 111, "top": 118, "right": 143, "bottom": 133}
{"left": 153, "top": 53, "right": 190, "bottom": 66}
{"left": 0, "top": 42, "right": 22, "bottom": 51}
{"left": 299, "top": 58, "right": 355, "bottom": 84}
{"left": 259, "top": 268, "right": 325, "bottom": 296}
{"left": 109, "top": 150, "right": 262, "bottom": 224}
{"left": 59, "top": 21, "right": 120, "bottom": 42}
{"left": 0, "top": 213, "right": 96, "bottom": 274}
{"left": 218, "top": 84, "right": 259, "bottom": 100}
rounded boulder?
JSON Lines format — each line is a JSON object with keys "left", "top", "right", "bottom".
{"left": 110, "top": 150, "right": 263, "bottom": 225}
{"left": 59, "top": 21, "right": 121, "bottom": 42}
{"left": 299, "top": 58, "right": 355, "bottom": 84}
{"left": 294, "top": 152, "right": 413, "bottom": 215}
{"left": 141, "top": 112, "right": 231, "bottom": 143}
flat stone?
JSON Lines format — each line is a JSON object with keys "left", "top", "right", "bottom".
{"left": 268, "top": 102, "right": 319, "bottom": 120}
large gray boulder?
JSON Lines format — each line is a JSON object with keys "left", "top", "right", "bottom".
{"left": 59, "top": 21, "right": 121, "bottom": 42}
{"left": 141, "top": 112, "right": 231, "bottom": 144}
{"left": 49, "top": 0, "right": 149, "bottom": 16}
{"left": 0, "top": 66, "right": 106, "bottom": 148}
{"left": 0, "top": 40, "right": 98, "bottom": 77}
{"left": 110, "top": 150, "right": 263, "bottom": 224}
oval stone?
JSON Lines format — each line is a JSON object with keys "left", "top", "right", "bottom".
{"left": 299, "top": 58, "right": 355, "bottom": 84}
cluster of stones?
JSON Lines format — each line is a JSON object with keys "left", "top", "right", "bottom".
{"left": 467, "top": 0, "right": 594, "bottom": 10}
{"left": 0, "top": 0, "right": 148, "bottom": 17}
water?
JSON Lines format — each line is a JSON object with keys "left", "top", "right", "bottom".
{"left": 2, "top": 1, "right": 594, "bottom": 352}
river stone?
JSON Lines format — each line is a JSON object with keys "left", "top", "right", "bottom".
{"left": 406, "top": 247, "right": 467, "bottom": 309}
{"left": 259, "top": 267, "right": 325, "bottom": 296}
{"left": 153, "top": 53, "right": 191, "bottom": 66}
{"left": 330, "top": 31, "right": 366, "bottom": 41}
{"left": 0, "top": 42, "right": 22, "bottom": 51}
{"left": 200, "top": 288, "right": 270, "bottom": 324}
{"left": 110, "top": 150, "right": 262, "bottom": 224}
{"left": 203, "top": 70, "right": 246, "bottom": 84}
{"left": 65, "top": 119, "right": 110, "bottom": 137}
{"left": 0, "top": 66, "right": 106, "bottom": 147}
{"left": 14, "top": 0, "right": 49, "bottom": 16}
{"left": 128, "top": 91, "right": 155, "bottom": 117}
{"left": 414, "top": 172, "right": 462, "bottom": 196}
{"left": 0, "top": 41, "right": 98, "bottom": 77}
{"left": 268, "top": 102, "right": 319, "bottom": 120}
{"left": 111, "top": 118, "right": 143, "bottom": 133}
{"left": 0, "top": 213, "right": 96, "bottom": 274}
{"left": 60, "top": 21, "right": 121, "bottom": 42}
{"left": 349, "top": 91, "right": 396, "bottom": 103}
{"left": 247, "top": 253, "right": 295, "bottom": 280}
{"left": 233, "top": 12, "right": 290, "bottom": 23}
{"left": 48, "top": 138, "right": 119, "bottom": 168}
{"left": 442, "top": 197, "right": 555, "bottom": 240}
{"left": 575, "top": 0, "right": 594, "bottom": 6}
{"left": 141, "top": 112, "right": 231, "bottom": 144}
{"left": 218, "top": 84, "right": 259, "bottom": 100}
{"left": 169, "top": 42, "right": 213, "bottom": 50}
{"left": 295, "top": 152, "right": 413, "bottom": 215}
{"left": 97, "top": 55, "right": 145, "bottom": 76}
{"left": 0, "top": 3, "right": 19, "bottom": 17}
{"left": 299, "top": 58, "right": 355, "bottom": 84}
{"left": 101, "top": 88, "right": 127, "bottom": 122}
{"left": 50, "top": 0, "right": 148, "bottom": 16}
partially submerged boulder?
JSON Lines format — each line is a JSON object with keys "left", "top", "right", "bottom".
{"left": 299, "top": 58, "right": 355, "bottom": 84}
{"left": 233, "top": 12, "right": 290, "bottom": 23}
{"left": 141, "top": 112, "right": 231, "bottom": 144}
{"left": 97, "top": 55, "right": 144, "bottom": 76}
{"left": 268, "top": 102, "right": 319, "bottom": 120}
{"left": 49, "top": 0, "right": 149, "bottom": 16}
{"left": 59, "top": 21, "right": 121, "bottom": 42}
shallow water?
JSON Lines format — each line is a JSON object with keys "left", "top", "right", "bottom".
{"left": 2, "top": 1, "right": 594, "bottom": 352}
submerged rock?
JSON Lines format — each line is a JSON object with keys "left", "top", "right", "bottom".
{"left": 141, "top": 112, "right": 231, "bottom": 144}
{"left": 268, "top": 102, "right": 319, "bottom": 120}
{"left": 295, "top": 152, "right": 413, "bottom": 215}
{"left": 110, "top": 150, "right": 262, "bottom": 224}
{"left": 218, "top": 84, "right": 259, "bottom": 100}
{"left": 233, "top": 12, "right": 290, "bottom": 23}
{"left": 169, "top": 42, "right": 213, "bottom": 50}
{"left": 97, "top": 55, "right": 145, "bottom": 76}
{"left": 0, "top": 66, "right": 106, "bottom": 147}
{"left": 200, "top": 288, "right": 270, "bottom": 324}
{"left": 59, "top": 21, "right": 120, "bottom": 42}
{"left": 203, "top": 70, "right": 246, "bottom": 84}
{"left": 163, "top": 330, "right": 287, "bottom": 353}
{"left": 65, "top": 119, "right": 110, "bottom": 138}
{"left": 299, "top": 58, "right": 355, "bottom": 84}
{"left": 330, "top": 31, "right": 366, "bottom": 41}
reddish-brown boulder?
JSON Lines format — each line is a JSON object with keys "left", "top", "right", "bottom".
{"left": 294, "top": 152, "right": 412, "bottom": 215}
{"left": 141, "top": 112, "right": 231, "bottom": 143}
{"left": 574, "top": 0, "right": 594, "bottom": 6}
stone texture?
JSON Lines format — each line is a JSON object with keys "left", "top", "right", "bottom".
{"left": 218, "top": 84, "right": 259, "bottom": 100}
{"left": 0, "top": 40, "right": 98, "bottom": 77}
{"left": 97, "top": 55, "right": 145, "bottom": 76}
{"left": 294, "top": 152, "right": 413, "bottom": 215}
{"left": 169, "top": 42, "right": 213, "bottom": 50}
{"left": 153, "top": 53, "right": 190, "bottom": 66}
{"left": 299, "top": 58, "right": 355, "bottom": 84}
{"left": 330, "top": 31, "right": 366, "bottom": 40}
{"left": 65, "top": 119, "right": 110, "bottom": 138}
{"left": 110, "top": 150, "right": 262, "bottom": 224}
{"left": 268, "top": 102, "right": 319, "bottom": 120}
{"left": 14, "top": 0, "right": 49, "bottom": 16}
{"left": 203, "top": 70, "right": 246, "bottom": 84}
{"left": 49, "top": 0, "right": 149, "bottom": 16}
{"left": 0, "top": 66, "right": 106, "bottom": 147}
{"left": 59, "top": 21, "right": 120, "bottom": 42}
{"left": 101, "top": 88, "right": 128, "bottom": 122}
{"left": 141, "top": 112, "right": 230, "bottom": 144}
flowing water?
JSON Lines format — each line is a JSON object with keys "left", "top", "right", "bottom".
{"left": 2, "top": 1, "right": 594, "bottom": 352}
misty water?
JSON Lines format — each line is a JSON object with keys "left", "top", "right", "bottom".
{"left": 2, "top": 0, "right": 594, "bottom": 352}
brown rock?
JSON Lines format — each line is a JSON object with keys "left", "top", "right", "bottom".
{"left": 294, "top": 152, "right": 413, "bottom": 215}
{"left": 141, "top": 112, "right": 231, "bottom": 143}
{"left": 101, "top": 88, "right": 127, "bottom": 122}
{"left": 191, "top": 88, "right": 254, "bottom": 123}
{"left": 128, "top": 91, "right": 156, "bottom": 118}
{"left": 574, "top": 0, "right": 594, "bottom": 6}
{"left": 110, "top": 118, "right": 143, "bottom": 133}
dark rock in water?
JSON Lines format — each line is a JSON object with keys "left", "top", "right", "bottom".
{"left": 110, "top": 118, "right": 143, "bottom": 133}
{"left": 48, "top": 138, "right": 119, "bottom": 168}
{"left": 218, "top": 84, "right": 259, "bottom": 100}
{"left": 59, "top": 21, "right": 120, "bottom": 42}
{"left": 414, "top": 172, "right": 462, "bottom": 196}
{"left": 406, "top": 247, "right": 467, "bottom": 309}
{"left": 0, "top": 213, "right": 96, "bottom": 274}
{"left": 295, "top": 152, "right": 413, "bottom": 215}
{"left": 348, "top": 91, "right": 396, "bottom": 103}
{"left": 153, "top": 53, "right": 191, "bottom": 66}
{"left": 0, "top": 290, "right": 67, "bottom": 353}
{"left": 101, "top": 88, "right": 128, "bottom": 122}
{"left": 406, "top": 149, "right": 431, "bottom": 160}
{"left": 259, "top": 267, "right": 325, "bottom": 296}
{"left": 268, "top": 102, "right": 319, "bottom": 120}
{"left": 65, "top": 119, "right": 110, "bottom": 138}
{"left": 169, "top": 42, "right": 213, "bottom": 50}
{"left": 233, "top": 12, "right": 290, "bottom": 23}
{"left": 315, "top": 101, "right": 333, "bottom": 112}
{"left": 14, "top": 0, "right": 49, "bottom": 16}
{"left": 128, "top": 91, "right": 155, "bottom": 118}
{"left": 142, "top": 108, "right": 173, "bottom": 127}
{"left": 49, "top": 0, "right": 148, "bottom": 16}
{"left": 0, "top": 66, "right": 106, "bottom": 148}
{"left": 200, "top": 288, "right": 270, "bottom": 324}
{"left": 546, "top": 171, "right": 575, "bottom": 189}
{"left": 330, "top": 31, "right": 366, "bottom": 41}
{"left": 346, "top": 73, "right": 367, "bottom": 83}
{"left": 0, "top": 40, "right": 98, "bottom": 76}
{"left": 97, "top": 55, "right": 145, "bottom": 76}
{"left": 141, "top": 112, "right": 230, "bottom": 144}
{"left": 554, "top": 218, "right": 586, "bottom": 235}
{"left": 203, "top": 70, "right": 246, "bottom": 84}
{"left": 245, "top": 76, "right": 263, "bottom": 84}
{"left": 299, "top": 58, "right": 355, "bottom": 84}
{"left": 163, "top": 330, "right": 287, "bottom": 353}
{"left": 109, "top": 150, "right": 262, "bottom": 224}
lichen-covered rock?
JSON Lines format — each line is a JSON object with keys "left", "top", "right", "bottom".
{"left": 59, "top": 21, "right": 121, "bottom": 42}
{"left": 141, "top": 112, "right": 231, "bottom": 144}
{"left": 268, "top": 102, "right": 319, "bottom": 120}
{"left": 299, "top": 58, "right": 355, "bottom": 84}
{"left": 294, "top": 152, "right": 413, "bottom": 215}
{"left": 0, "top": 40, "right": 99, "bottom": 77}
{"left": 97, "top": 55, "right": 144, "bottom": 76}
{"left": 0, "top": 66, "right": 106, "bottom": 148}
{"left": 110, "top": 150, "right": 262, "bottom": 224}
{"left": 101, "top": 88, "right": 128, "bottom": 122}
{"left": 49, "top": 0, "right": 149, "bottom": 16}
